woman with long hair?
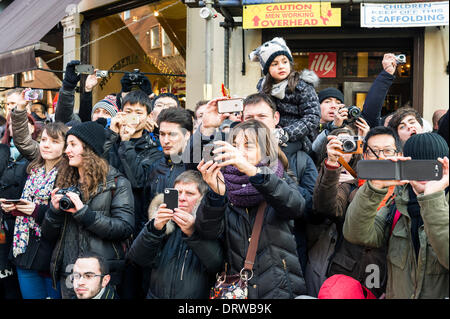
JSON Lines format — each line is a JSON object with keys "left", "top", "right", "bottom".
{"left": 0, "top": 121, "right": 68, "bottom": 299}
{"left": 196, "top": 119, "right": 307, "bottom": 299}
{"left": 41, "top": 121, "right": 134, "bottom": 299}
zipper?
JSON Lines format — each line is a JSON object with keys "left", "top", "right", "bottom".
{"left": 52, "top": 214, "right": 68, "bottom": 289}
{"left": 111, "top": 242, "right": 120, "bottom": 259}
{"left": 282, "top": 258, "right": 294, "bottom": 298}
{"left": 180, "top": 249, "right": 189, "bottom": 281}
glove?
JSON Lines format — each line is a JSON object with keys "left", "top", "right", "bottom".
{"left": 274, "top": 127, "right": 289, "bottom": 147}
{"left": 62, "top": 60, "right": 81, "bottom": 91}
{"left": 120, "top": 73, "right": 133, "bottom": 93}
{"left": 139, "top": 75, "right": 153, "bottom": 95}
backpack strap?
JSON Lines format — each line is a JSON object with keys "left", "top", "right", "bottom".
{"left": 390, "top": 209, "right": 401, "bottom": 237}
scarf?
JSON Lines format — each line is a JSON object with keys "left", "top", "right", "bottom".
{"left": 223, "top": 160, "right": 284, "bottom": 207}
{"left": 270, "top": 79, "right": 289, "bottom": 100}
{"left": 407, "top": 185, "right": 423, "bottom": 261}
{"left": 12, "top": 166, "right": 58, "bottom": 258}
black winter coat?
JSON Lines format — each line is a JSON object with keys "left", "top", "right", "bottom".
{"left": 0, "top": 147, "right": 28, "bottom": 271}
{"left": 127, "top": 219, "right": 223, "bottom": 299}
{"left": 195, "top": 167, "right": 307, "bottom": 299}
{"left": 104, "top": 129, "right": 163, "bottom": 234}
{"left": 41, "top": 166, "right": 135, "bottom": 288}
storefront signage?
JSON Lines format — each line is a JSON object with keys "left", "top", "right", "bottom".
{"left": 361, "top": 1, "right": 449, "bottom": 28}
{"left": 308, "top": 52, "right": 336, "bottom": 78}
{"left": 243, "top": 2, "right": 341, "bottom": 29}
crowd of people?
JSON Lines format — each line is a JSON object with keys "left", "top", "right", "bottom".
{"left": 0, "top": 37, "right": 448, "bottom": 300}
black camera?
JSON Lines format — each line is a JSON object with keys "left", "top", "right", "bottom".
{"left": 337, "top": 136, "right": 363, "bottom": 154}
{"left": 346, "top": 105, "right": 361, "bottom": 122}
{"left": 127, "top": 69, "right": 143, "bottom": 86}
{"left": 56, "top": 186, "right": 82, "bottom": 211}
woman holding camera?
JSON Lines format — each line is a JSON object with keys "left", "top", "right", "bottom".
{"left": 41, "top": 121, "right": 135, "bottom": 299}
{"left": 196, "top": 119, "right": 307, "bottom": 299}
{"left": 305, "top": 125, "right": 387, "bottom": 298}
{"left": 0, "top": 120, "right": 68, "bottom": 299}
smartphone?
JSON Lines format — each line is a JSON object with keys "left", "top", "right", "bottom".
{"left": 75, "top": 64, "right": 94, "bottom": 74}
{"left": 124, "top": 114, "right": 140, "bottom": 125}
{"left": 164, "top": 188, "right": 178, "bottom": 211}
{"left": 217, "top": 98, "right": 244, "bottom": 114}
{"left": 2, "top": 199, "right": 27, "bottom": 205}
{"left": 24, "top": 89, "right": 43, "bottom": 101}
{"left": 357, "top": 160, "right": 443, "bottom": 181}
{"left": 96, "top": 70, "right": 109, "bottom": 78}
{"left": 202, "top": 143, "right": 216, "bottom": 163}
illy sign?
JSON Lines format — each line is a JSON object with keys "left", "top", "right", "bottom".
{"left": 308, "top": 52, "right": 336, "bottom": 78}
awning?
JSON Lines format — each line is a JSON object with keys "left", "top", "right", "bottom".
{"left": 0, "top": 0, "right": 82, "bottom": 77}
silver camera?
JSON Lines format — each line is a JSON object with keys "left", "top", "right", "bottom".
{"left": 394, "top": 54, "right": 406, "bottom": 65}
{"left": 96, "top": 70, "right": 109, "bottom": 78}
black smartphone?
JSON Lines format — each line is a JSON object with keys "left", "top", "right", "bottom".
{"left": 75, "top": 64, "right": 94, "bottom": 74}
{"left": 1, "top": 199, "right": 27, "bottom": 205}
{"left": 164, "top": 188, "right": 178, "bottom": 211}
{"left": 357, "top": 160, "right": 443, "bottom": 181}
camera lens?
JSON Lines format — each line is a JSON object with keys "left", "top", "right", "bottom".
{"left": 60, "top": 196, "right": 73, "bottom": 210}
{"left": 342, "top": 140, "right": 356, "bottom": 152}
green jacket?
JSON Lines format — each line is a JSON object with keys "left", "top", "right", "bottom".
{"left": 343, "top": 181, "right": 449, "bottom": 299}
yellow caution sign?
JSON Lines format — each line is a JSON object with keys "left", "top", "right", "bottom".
{"left": 243, "top": 2, "right": 341, "bottom": 29}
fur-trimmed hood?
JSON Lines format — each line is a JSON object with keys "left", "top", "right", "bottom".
{"left": 298, "top": 69, "right": 320, "bottom": 88}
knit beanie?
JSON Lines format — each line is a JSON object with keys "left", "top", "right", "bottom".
{"left": 66, "top": 121, "right": 106, "bottom": 156}
{"left": 403, "top": 132, "right": 449, "bottom": 160}
{"left": 91, "top": 95, "right": 119, "bottom": 118}
{"left": 318, "top": 87, "right": 345, "bottom": 104}
{"left": 249, "top": 37, "right": 293, "bottom": 75}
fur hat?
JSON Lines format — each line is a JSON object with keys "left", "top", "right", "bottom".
{"left": 249, "top": 37, "right": 293, "bottom": 75}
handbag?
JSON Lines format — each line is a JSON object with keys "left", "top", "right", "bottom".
{"left": 210, "top": 201, "right": 267, "bottom": 299}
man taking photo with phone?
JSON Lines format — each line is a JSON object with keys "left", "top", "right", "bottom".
{"left": 343, "top": 132, "right": 449, "bottom": 299}
{"left": 126, "top": 170, "right": 222, "bottom": 299}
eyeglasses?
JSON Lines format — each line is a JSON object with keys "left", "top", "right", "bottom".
{"left": 70, "top": 272, "right": 104, "bottom": 282}
{"left": 365, "top": 145, "right": 398, "bottom": 159}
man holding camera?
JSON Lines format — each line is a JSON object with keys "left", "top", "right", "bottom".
{"left": 126, "top": 170, "right": 222, "bottom": 299}
{"left": 311, "top": 53, "right": 400, "bottom": 164}
{"left": 343, "top": 132, "right": 449, "bottom": 299}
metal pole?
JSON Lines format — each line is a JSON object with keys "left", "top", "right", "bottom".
{"left": 205, "top": 0, "right": 213, "bottom": 90}
{"left": 224, "top": 26, "right": 230, "bottom": 88}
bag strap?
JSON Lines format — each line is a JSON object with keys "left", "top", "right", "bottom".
{"left": 243, "top": 201, "right": 267, "bottom": 273}
{"left": 390, "top": 209, "right": 401, "bottom": 236}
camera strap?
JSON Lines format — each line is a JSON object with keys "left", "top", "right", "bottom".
{"left": 338, "top": 156, "right": 357, "bottom": 179}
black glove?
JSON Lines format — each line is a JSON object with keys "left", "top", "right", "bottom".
{"left": 62, "top": 60, "right": 81, "bottom": 91}
{"left": 139, "top": 75, "right": 153, "bottom": 95}
{"left": 120, "top": 73, "right": 133, "bottom": 93}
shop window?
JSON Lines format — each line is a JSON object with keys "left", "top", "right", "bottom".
{"left": 162, "top": 28, "right": 173, "bottom": 57}
{"left": 22, "top": 71, "right": 34, "bottom": 82}
{"left": 123, "top": 10, "right": 130, "bottom": 20}
{"left": 151, "top": 25, "right": 160, "bottom": 49}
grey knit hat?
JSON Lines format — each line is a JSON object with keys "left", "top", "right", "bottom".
{"left": 249, "top": 37, "right": 293, "bottom": 75}
{"left": 91, "top": 95, "right": 119, "bottom": 118}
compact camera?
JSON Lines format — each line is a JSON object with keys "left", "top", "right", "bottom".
{"left": 344, "top": 105, "right": 361, "bottom": 123}
{"left": 96, "top": 70, "right": 109, "bottom": 78}
{"left": 24, "top": 89, "right": 43, "bottom": 101}
{"left": 127, "top": 69, "right": 144, "bottom": 86}
{"left": 394, "top": 54, "right": 406, "bottom": 65}
{"left": 337, "top": 136, "right": 363, "bottom": 154}
{"left": 56, "top": 186, "right": 82, "bottom": 211}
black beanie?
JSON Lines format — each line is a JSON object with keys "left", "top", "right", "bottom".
{"left": 403, "top": 133, "right": 449, "bottom": 160}
{"left": 318, "top": 87, "right": 345, "bottom": 104}
{"left": 66, "top": 121, "right": 106, "bottom": 156}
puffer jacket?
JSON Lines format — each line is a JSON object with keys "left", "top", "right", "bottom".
{"left": 305, "top": 161, "right": 387, "bottom": 297}
{"left": 41, "top": 166, "right": 135, "bottom": 288}
{"left": 257, "top": 70, "right": 320, "bottom": 153}
{"left": 10, "top": 108, "right": 39, "bottom": 161}
{"left": 343, "top": 181, "right": 449, "bottom": 299}
{"left": 127, "top": 194, "right": 223, "bottom": 299}
{"left": 195, "top": 167, "right": 307, "bottom": 299}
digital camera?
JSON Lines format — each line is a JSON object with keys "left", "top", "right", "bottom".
{"left": 56, "top": 186, "right": 82, "bottom": 210}
{"left": 394, "top": 54, "right": 406, "bottom": 64}
{"left": 345, "top": 105, "right": 361, "bottom": 123}
{"left": 96, "top": 70, "right": 109, "bottom": 78}
{"left": 337, "top": 136, "right": 363, "bottom": 154}
{"left": 24, "top": 89, "right": 43, "bottom": 101}
{"left": 127, "top": 69, "right": 143, "bottom": 86}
